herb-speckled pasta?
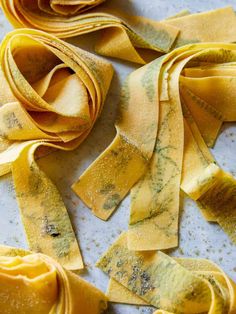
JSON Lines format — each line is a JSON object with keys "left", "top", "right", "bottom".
{"left": 0, "top": 28, "right": 113, "bottom": 270}
{"left": 74, "top": 42, "right": 236, "bottom": 249}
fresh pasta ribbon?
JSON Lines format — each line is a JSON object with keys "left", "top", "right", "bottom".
{"left": 73, "top": 58, "right": 163, "bottom": 220}
{"left": 180, "top": 76, "right": 236, "bottom": 241}
{"left": 0, "top": 28, "right": 113, "bottom": 269}
{"left": 106, "top": 278, "right": 148, "bottom": 306}
{"left": 0, "top": 245, "right": 107, "bottom": 314}
{"left": 74, "top": 42, "right": 236, "bottom": 250}
{"left": 0, "top": 0, "right": 180, "bottom": 64}
{"left": 2, "top": 2, "right": 236, "bottom": 63}
{"left": 164, "top": 6, "right": 236, "bottom": 48}
{"left": 97, "top": 232, "right": 236, "bottom": 314}
{"left": 128, "top": 55, "right": 186, "bottom": 250}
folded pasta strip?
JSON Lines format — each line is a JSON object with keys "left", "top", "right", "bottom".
{"left": 0, "top": 0, "right": 179, "bottom": 64}
{"left": 97, "top": 232, "right": 236, "bottom": 314}
{"left": 1, "top": 2, "right": 236, "bottom": 63}
{"left": 0, "top": 28, "right": 113, "bottom": 270}
{"left": 73, "top": 42, "right": 236, "bottom": 249}
{"left": 0, "top": 245, "right": 107, "bottom": 314}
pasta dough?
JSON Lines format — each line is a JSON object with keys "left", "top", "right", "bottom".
{"left": 2, "top": 2, "right": 236, "bottom": 63}
{"left": 0, "top": 0, "right": 179, "bottom": 64}
{"left": 0, "top": 28, "right": 113, "bottom": 269}
{"left": 0, "top": 245, "right": 107, "bottom": 314}
{"left": 73, "top": 42, "right": 236, "bottom": 249}
{"left": 97, "top": 232, "right": 236, "bottom": 314}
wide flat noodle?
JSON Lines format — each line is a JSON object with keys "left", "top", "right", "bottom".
{"left": 0, "top": 245, "right": 107, "bottom": 314}
{"left": 180, "top": 48, "right": 236, "bottom": 239}
{"left": 165, "top": 6, "right": 236, "bottom": 47}
{"left": 2, "top": 2, "right": 236, "bottom": 63}
{"left": 73, "top": 58, "right": 163, "bottom": 220}
{"left": 0, "top": 0, "right": 180, "bottom": 64}
{"left": 127, "top": 54, "right": 194, "bottom": 251}
{"left": 180, "top": 75, "right": 236, "bottom": 122}
{"left": 97, "top": 233, "right": 236, "bottom": 314}
{"left": 0, "top": 28, "right": 113, "bottom": 269}
{"left": 74, "top": 42, "right": 236, "bottom": 250}
{"left": 107, "top": 278, "right": 148, "bottom": 305}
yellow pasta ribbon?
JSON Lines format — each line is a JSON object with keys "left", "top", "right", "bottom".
{"left": 0, "top": 0, "right": 180, "bottom": 64}
{"left": 164, "top": 6, "right": 236, "bottom": 47}
{"left": 0, "top": 28, "right": 113, "bottom": 269}
{"left": 0, "top": 245, "right": 107, "bottom": 314}
{"left": 2, "top": 2, "right": 236, "bottom": 64}
{"left": 73, "top": 57, "right": 163, "bottom": 220}
{"left": 106, "top": 278, "right": 148, "bottom": 306}
{"left": 74, "top": 43, "right": 236, "bottom": 250}
{"left": 97, "top": 232, "right": 236, "bottom": 314}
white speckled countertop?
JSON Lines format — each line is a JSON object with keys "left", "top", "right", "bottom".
{"left": 0, "top": 1, "right": 235, "bottom": 313}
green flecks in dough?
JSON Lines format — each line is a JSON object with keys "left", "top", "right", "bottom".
{"left": 76, "top": 48, "right": 110, "bottom": 101}
{"left": 97, "top": 235, "right": 212, "bottom": 312}
{"left": 12, "top": 43, "right": 60, "bottom": 84}
{"left": 181, "top": 85, "right": 223, "bottom": 121}
{"left": 100, "top": 183, "right": 116, "bottom": 195}
{"left": 198, "top": 175, "right": 236, "bottom": 243}
{"left": 194, "top": 48, "right": 236, "bottom": 64}
{"left": 130, "top": 103, "right": 181, "bottom": 230}
{"left": 130, "top": 195, "right": 177, "bottom": 230}
{"left": 181, "top": 98, "right": 195, "bottom": 123}
{"left": 42, "top": 216, "right": 61, "bottom": 237}
{"left": 149, "top": 125, "right": 179, "bottom": 187}
{"left": 98, "top": 244, "right": 156, "bottom": 300}
{"left": 40, "top": 191, "right": 76, "bottom": 258}
{"left": 52, "top": 229, "right": 75, "bottom": 258}
{"left": 109, "top": 136, "right": 141, "bottom": 169}
{"left": 128, "top": 22, "right": 174, "bottom": 52}
{"left": 28, "top": 164, "right": 45, "bottom": 196}
{"left": 149, "top": 27, "right": 175, "bottom": 52}
{"left": 128, "top": 265, "right": 154, "bottom": 296}
{"left": 3, "top": 112, "right": 22, "bottom": 130}
{"left": 26, "top": 161, "right": 76, "bottom": 258}
{"left": 103, "top": 193, "right": 121, "bottom": 210}
{"left": 0, "top": 130, "right": 8, "bottom": 140}
{"left": 117, "top": 78, "right": 131, "bottom": 114}
{"left": 141, "top": 57, "right": 163, "bottom": 102}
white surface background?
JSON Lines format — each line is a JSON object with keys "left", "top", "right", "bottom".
{"left": 0, "top": 1, "right": 236, "bottom": 313}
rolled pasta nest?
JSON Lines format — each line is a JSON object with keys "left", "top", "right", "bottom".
{"left": 0, "top": 245, "right": 107, "bottom": 314}
{"left": 0, "top": 28, "right": 113, "bottom": 270}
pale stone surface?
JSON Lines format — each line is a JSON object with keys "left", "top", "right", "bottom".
{"left": 0, "top": 1, "right": 235, "bottom": 313}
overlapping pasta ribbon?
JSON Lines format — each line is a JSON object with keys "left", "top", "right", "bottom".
{"left": 97, "top": 232, "right": 236, "bottom": 314}
{"left": 0, "top": 28, "right": 113, "bottom": 269}
{"left": 0, "top": 245, "right": 107, "bottom": 314}
{"left": 2, "top": 2, "right": 236, "bottom": 64}
{"left": 73, "top": 42, "right": 236, "bottom": 250}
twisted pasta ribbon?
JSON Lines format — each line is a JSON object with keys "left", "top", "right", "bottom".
{"left": 0, "top": 245, "right": 107, "bottom": 314}
{"left": 0, "top": 0, "right": 180, "bottom": 64}
{"left": 1, "top": 2, "right": 236, "bottom": 64}
{"left": 73, "top": 43, "right": 236, "bottom": 249}
{"left": 0, "top": 28, "right": 113, "bottom": 269}
{"left": 97, "top": 233, "right": 236, "bottom": 314}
